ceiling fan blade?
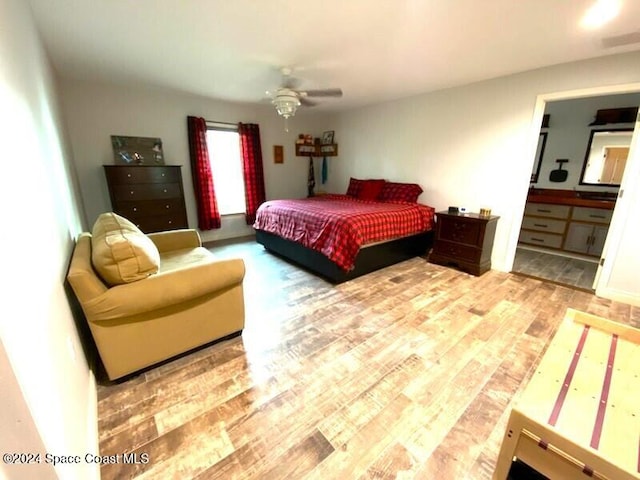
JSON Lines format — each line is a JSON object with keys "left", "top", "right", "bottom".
{"left": 301, "top": 88, "right": 343, "bottom": 97}
{"left": 299, "top": 97, "right": 318, "bottom": 107}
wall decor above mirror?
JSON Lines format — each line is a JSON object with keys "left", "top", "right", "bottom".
{"left": 588, "top": 106, "right": 638, "bottom": 126}
{"left": 580, "top": 128, "right": 632, "bottom": 187}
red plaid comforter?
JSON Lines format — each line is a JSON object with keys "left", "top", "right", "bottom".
{"left": 253, "top": 194, "right": 435, "bottom": 271}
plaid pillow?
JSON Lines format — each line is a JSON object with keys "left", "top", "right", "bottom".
{"left": 377, "top": 182, "right": 423, "bottom": 203}
{"left": 345, "top": 177, "right": 364, "bottom": 197}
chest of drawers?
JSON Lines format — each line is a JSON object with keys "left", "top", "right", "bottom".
{"left": 103, "top": 165, "right": 188, "bottom": 233}
{"left": 429, "top": 211, "right": 500, "bottom": 276}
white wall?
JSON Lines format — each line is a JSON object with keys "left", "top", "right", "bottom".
{"left": 59, "top": 79, "right": 333, "bottom": 242}
{"left": 328, "top": 50, "right": 640, "bottom": 276}
{"left": 0, "top": 0, "right": 97, "bottom": 479}
{"left": 535, "top": 93, "right": 639, "bottom": 190}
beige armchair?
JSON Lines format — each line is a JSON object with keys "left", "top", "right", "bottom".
{"left": 67, "top": 213, "right": 245, "bottom": 380}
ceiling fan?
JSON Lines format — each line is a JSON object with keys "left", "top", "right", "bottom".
{"left": 267, "top": 67, "right": 343, "bottom": 121}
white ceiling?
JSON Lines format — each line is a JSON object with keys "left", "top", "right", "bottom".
{"left": 26, "top": 0, "right": 640, "bottom": 112}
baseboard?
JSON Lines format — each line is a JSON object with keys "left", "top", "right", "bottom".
{"left": 203, "top": 234, "right": 256, "bottom": 249}
{"left": 596, "top": 285, "right": 640, "bottom": 307}
{"left": 86, "top": 370, "right": 100, "bottom": 480}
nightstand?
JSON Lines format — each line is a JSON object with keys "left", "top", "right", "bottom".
{"left": 429, "top": 211, "right": 500, "bottom": 275}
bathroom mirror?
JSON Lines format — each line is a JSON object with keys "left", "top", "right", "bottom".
{"left": 580, "top": 128, "right": 633, "bottom": 186}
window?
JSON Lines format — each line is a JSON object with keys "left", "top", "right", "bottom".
{"left": 206, "top": 128, "right": 246, "bottom": 215}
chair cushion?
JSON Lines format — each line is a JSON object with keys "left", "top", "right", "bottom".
{"left": 91, "top": 212, "right": 160, "bottom": 286}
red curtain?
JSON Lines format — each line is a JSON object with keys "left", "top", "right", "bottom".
{"left": 239, "top": 123, "right": 266, "bottom": 225}
{"left": 187, "top": 116, "right": 221, "bottom": 230}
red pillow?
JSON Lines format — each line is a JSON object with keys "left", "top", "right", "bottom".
{"left": 357, "top": 179, "right": 386, "bottom": 201}
{"left": 346, "top": 177, "right": 364, "bottom": 197}
{"left": 377, "top": 182, "right": 423, "bottom": 203}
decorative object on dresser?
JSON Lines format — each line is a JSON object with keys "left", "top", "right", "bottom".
{"left": 429, "top": 211, "right": 500, "bottom": 276}
{"left": 103, "top": 165, "right": 188, "bottom": 233}
{"left": 111, "top": 135, "right": 164, "bottom": 165}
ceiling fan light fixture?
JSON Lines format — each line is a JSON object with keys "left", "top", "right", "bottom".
{"left": 272, "top": 93, "right": 301, "bottom": 118}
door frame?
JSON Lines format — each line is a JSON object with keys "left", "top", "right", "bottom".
{"left": 510, "top": 82, "right": 640, "bottom": 301}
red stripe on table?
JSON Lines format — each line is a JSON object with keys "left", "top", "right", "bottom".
{"left": 590, "top": 334, "right": 618, "bottom": 449}
{"left": 548, "top": 325, "right": 590, "bottom": 426}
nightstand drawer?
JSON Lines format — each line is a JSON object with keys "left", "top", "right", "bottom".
{"left": 432, "top": 240, "right": 480, "bottom": 262}
{"left": 524, "top": 203, "right": 570, "bottom": 219}
{"left": 521, "top": 217, "right": 566, "bottom": 234}
{"left": 518, "top": 230, "right": 563, "bottom": 249}
{"left": 571, "top": 207, "right": 612, "bottom": 224}
{"left": 438, "top": 219, "right": 481, "bottom": 245}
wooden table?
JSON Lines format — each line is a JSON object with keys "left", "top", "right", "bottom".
{"left": 494, "top": 309, "right": 640, "bottom": 480}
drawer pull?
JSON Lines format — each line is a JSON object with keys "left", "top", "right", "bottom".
{"left": 589, "top": 214, "right": 606, "bottom": 219}
{"left": 168, "top": 220, "right": 172, "bottom": 224}
{"left": 533, "top": 223, "right": 548, "bottom": 228}
{"left": 163, "top": 189, "right": 168, "bottom": 193}
{"left": 165, "top": 205, "right": 170, "bottom": 209}
{"left": 127, "top": 173, "right": 132, "bottom": 178}
{"left": 161, "top": 173, "right": 166, "bottom": 177}
{"left": 133, "top": 207, "right": 137, "bottom": 212}
{"left": 130, "top": 191, "right": 134, "bottom": 195}
{"left": 537, "top": 209, "right": 551, "bottom": 213}
{"left": 531, "top": 237, "right": 545, "bottom": 242}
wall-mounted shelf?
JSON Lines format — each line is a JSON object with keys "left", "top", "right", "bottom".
{"left": 295, "top": 144, "right": 338, "bottom": 157}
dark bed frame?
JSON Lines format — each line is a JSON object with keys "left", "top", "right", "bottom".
{"left": 255, "top": 229, "right": 434, "bottom": 284}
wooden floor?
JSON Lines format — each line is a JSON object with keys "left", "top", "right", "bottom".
{"left": 512, "top": 247, "right": 599, "bottom": 291}
{"left": 96, "top": 239, "right": 639, "bottom": 479}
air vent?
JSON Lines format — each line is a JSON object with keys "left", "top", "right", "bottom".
{"left": 602, "top": 30, "right": 640, "bottom": 48}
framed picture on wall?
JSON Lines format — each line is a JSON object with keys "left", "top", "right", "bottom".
{"left": 321, "top": 131, "right": 334, "bottom": 145}
{"left": 111, "top": 135, "right": 164, "bottom": 165}
{"left": 530, "top": 132, "right": 547, "bottom": 183}
{"left": 273, "top": 145, "right": 284, "bottom": 164}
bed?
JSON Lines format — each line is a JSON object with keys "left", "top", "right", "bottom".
{"left": 253, "top": 181, "right": 436, "bottom": 283}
